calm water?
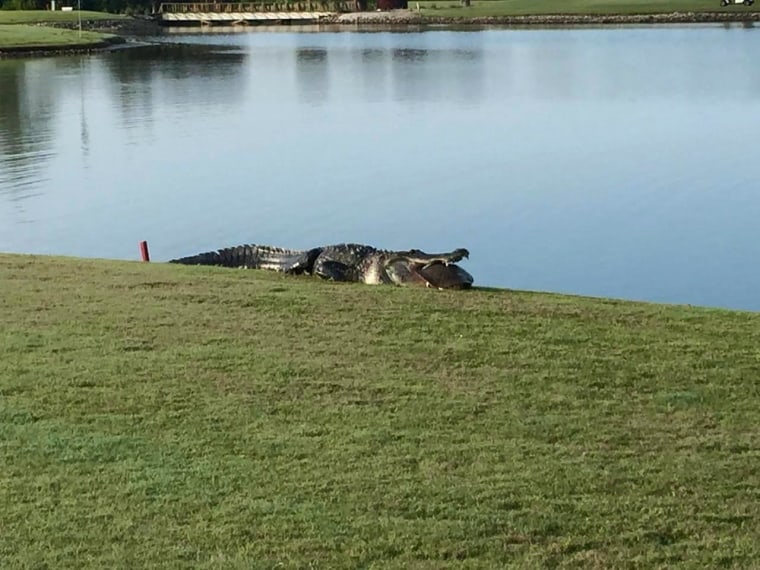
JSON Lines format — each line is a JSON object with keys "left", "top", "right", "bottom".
{"left": 1, "top": 25, "right": 759, "bottom": 310}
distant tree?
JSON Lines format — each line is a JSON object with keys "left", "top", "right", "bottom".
{"left": 2, "top": 0, "right": 48, "bottom": 8}
{"left": 82, "top": 0, "right": 156, "bottom": 14}
{"left": 0, "top": 0, "right": 158, "bottom": 12}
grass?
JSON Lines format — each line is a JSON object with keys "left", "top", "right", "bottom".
{"left": 0, "top": 11, "right": 121, "bottom": 50}
{"left": 0, "top": 23, "right": 112, "bottom": 48}
{"left": 0, "top": 9, "right": 124, "bottom": 24}
{"left": 1, "top": 253, "right": 759, "bottom": 568}
{"left": 416, "top": 0, "right": 760, "bottom": 17}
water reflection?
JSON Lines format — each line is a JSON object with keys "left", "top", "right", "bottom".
{"left": 99, "top": 49, "right": 157, "bottom": 137}
{"left": 103, "top": 44, "right": 249, "bottom": 111}
{"left": 504, "top": 27, "right": 760, "bottom": 102}
{"left": 388, "top": 45, "right": 484, "bottom": 104}
{"left": 392, "top": 48, "right": 428, "bottom": 62}
{"left": 295, "top": 48, "right": 329, "bottom": 104}
{"left": 0, "top": 60, "right": 57, "bottom": 210}
{"left": 79, "top": 63, "right": 91, "bottom": 160}
{"left": 358, "top": 48, "right": 389, "bottom": 101}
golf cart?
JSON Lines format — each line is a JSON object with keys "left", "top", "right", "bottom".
{"left": 720, "top": 0, "right": 754, "bottom": 5}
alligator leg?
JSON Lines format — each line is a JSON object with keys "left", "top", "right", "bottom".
{"left": 384, "top": 260, "right": 432, "bottom": 287}
{"left": 313, "top": 260, "right": 352, "bottom": 281}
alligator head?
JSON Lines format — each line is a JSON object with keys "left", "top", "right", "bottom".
{"left": 383, "top": 248, "right": 473, "bottom": 289}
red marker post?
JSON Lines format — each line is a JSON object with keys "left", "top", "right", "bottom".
{"left": 139, "top": 240, "right": 150, "bottom": 262}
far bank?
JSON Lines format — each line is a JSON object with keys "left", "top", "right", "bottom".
{"left": 2, "top": 2, "right": 760, "bottom": 57}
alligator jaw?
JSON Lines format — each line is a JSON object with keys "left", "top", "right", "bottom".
{"left": 400, "top": 248, "right": 470, "bottom": 267}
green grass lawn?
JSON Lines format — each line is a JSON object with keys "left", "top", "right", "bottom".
{"left": 0, "top": 23, "right": 112, "bottom": 48}
{"left": 1, "top": 253, "right": 759, "bottom": 568}
{"left": 0, "top": 9, "right": 124, "bottom": 24}
{"left": 0, "top": 10, "right": 121, "bottom": 50}
{"left": 417, "top": 0, "right": 760, "bottom": 17}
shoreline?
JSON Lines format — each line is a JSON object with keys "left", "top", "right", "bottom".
{"left": 326, "top": 9, "right": 760, "bottom": 25}
{"left": 0, "top": 35, "right": 126, "bottom": 58}
{"left": 1, "top": 10, "right": 758, "bottom": 57}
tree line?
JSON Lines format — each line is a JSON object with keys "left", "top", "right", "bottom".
{"left": 2, "top": 0, "right": 166, "bottom": 13}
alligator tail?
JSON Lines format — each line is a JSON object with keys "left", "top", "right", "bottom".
{"left": 170, "top": 244, "right": 319, "bottom": 273}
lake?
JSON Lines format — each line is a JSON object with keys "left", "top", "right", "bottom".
{"left": 1, "top": 24, "right": 759, "bottom": 310}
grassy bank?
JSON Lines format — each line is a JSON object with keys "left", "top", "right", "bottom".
{"left": 0, "top": 11, "right": 121, "bottom": 51}
{"left": 1, "top": 253, "right": 759, "bottom": 568}
{"left": 0, "top": 9, "right": 124, "bottom": 24}
{"left": 417, "top": 0, "right": 760, "bottom": 17}
{"left": 0, "top": 23, "right": 112, "bottom": 49}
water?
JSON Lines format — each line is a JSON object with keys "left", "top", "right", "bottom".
{"left": 1, "top": 25, "right": 759, "bottom": 310}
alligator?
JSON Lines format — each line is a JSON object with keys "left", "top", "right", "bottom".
{"left": 170, "top": 243, "right": 474, "bottom": 289}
